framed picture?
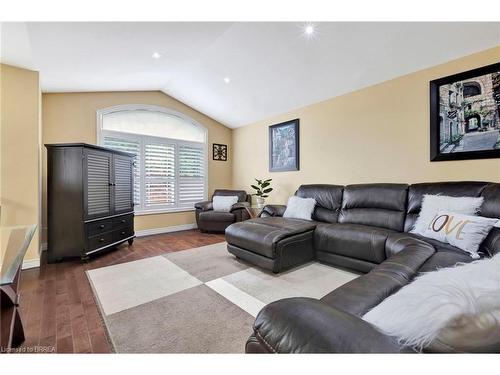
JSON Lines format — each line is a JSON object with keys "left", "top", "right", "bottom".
{"left": 212, "top": 143, "right": 227, "bottom": 161}
{"left": 269, "top": 118, "right": 299, "bottom": 172}
{"left": 430, "top": 62, "right": 500, "bottom": 161}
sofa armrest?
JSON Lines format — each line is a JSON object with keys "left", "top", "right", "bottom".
{"left": 194, "top": 201, "right": 213, "bottom": 211}
{"left": 231, "top": 201, "right": 251, "bottom": 222}
{"left": 260, "top": 204, "right": 287, "bottom": 217}
{"left": 230, "top": 201, "right": 250, "bottom": 212}
{"left": 321, "top": 238, "right": 435, "bottom": 316}
{"left": 251, "top": 297, "right": 408, "bottom": 353}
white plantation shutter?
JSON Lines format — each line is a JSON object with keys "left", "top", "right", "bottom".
{"left": 99, "top": 106, "right": 207, "bottom": 213}
{"left": 103, "top": 135, "right": 141, "bottom": 207}
{"left": 178, "top": 143, "right": 205, "bottom": 207}
{"left": 144, "top": 141, "right": 176, "bottom": 208}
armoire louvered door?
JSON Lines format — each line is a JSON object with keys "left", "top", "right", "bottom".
{"left": 84, "top": 149, "right": 112, "bottom": 220}
{"left": 113, "top": 154, "right": 134, "bottom": 214}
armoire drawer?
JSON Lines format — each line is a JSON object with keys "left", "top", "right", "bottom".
{"left": 113, "top": 226, "right": 134, "bottom": 242}
{"left": 112, "top": 214, "right": 134, "bottom": 229}
{"left": 87, "top": 218, "right": 113, "bottom": 236}
{"left": 87, "top": 232, "right": 114, "bottom": 251}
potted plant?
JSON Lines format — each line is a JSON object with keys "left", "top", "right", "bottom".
{"left": 251, "top": 178, "right": 273, "bottom": 208}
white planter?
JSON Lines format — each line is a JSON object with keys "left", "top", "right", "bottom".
{"left": 255, "top": 197, "right": 265, "bottom": 208}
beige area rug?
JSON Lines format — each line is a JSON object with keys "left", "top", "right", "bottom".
{"left": 87, "top": 242, "right": 358, "bottom": 353}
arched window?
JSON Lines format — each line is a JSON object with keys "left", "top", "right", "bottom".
{"left": 97, "top": 105, "right": 207, "bottom": 214}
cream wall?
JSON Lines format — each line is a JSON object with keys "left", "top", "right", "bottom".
{"left": 233, "top": 46, "right": 500, "bottom": 204}
{"left": 0, "top": 64, "right": 41, "bottom": 265}
{"left": 42, "top": 91, "right": 232, "bottom": 240}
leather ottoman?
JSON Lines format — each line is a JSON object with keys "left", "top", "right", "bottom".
{"left": 225, "top": 217, "right": 317, "bottom": 273}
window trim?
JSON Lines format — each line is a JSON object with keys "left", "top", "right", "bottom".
{"left": 96, "top": 104, "right": 208, "bottom": 215}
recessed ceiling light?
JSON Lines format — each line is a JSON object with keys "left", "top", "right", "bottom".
{"left": 152, "top": 52, "right": 161, "bottom": 59}
{"left": 223, "top": 77, "right": 230, "bottom": 84}
{"left": 304, "top": 24, "right": 315, "bottom": 36}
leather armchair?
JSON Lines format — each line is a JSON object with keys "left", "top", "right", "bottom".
{"left": 195, "top": 189, "right": 251, "bottom": 233}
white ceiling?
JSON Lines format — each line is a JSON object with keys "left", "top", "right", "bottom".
{"left": 1, "top": 22, "right": 499, "bottom": 128}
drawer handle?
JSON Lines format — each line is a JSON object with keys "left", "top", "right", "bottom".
{"left": 99, "top": 238, "right": 105, "bottom": 242}
{"left": 121, "top": 219, "right": 126, "bottom": 223}
{"left": 99, "top": 224, "right": 105, "bottom": 229}
{"left": 121, "top": 231, "right": 126, "bottom": 235}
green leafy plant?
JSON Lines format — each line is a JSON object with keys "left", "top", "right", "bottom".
{"left": 251, "top": 178, "right": 273, "bottom": 198}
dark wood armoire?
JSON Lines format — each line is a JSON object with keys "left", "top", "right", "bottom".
{"left": 45, "top": 143, "right": 135, "bottom": 262}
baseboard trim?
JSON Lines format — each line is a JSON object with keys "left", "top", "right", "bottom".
{"left": 22, "top": 258, "right": 41, "bottom": 270}
{"left": 135, "top": 223, "right": 198, "bottom": 237}
{"left": 40, "top": 223, "right": 198, "bottom": 250}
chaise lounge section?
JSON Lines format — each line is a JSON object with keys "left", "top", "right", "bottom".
{"left": 226, "top": 217, "right": 317, "bottom": 273}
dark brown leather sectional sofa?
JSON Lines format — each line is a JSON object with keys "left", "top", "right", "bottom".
{"left": 225, "top": 182, "right": 500, "bottom": 353}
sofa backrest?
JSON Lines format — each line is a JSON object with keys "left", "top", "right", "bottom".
{"left": 295, "top": 184, "right": 344, "bottom": 223}
{"left": 404, "top": 181, "right": 489, "bottom": 232}
{"left": 213, "top": 189, "right": 249, "bottom": 203}
{"left": 338, "top": 184, "right": 408, "bottom": 231}
{"left": 294, "top": 182, "right": 499, "bottom": 251}
{"left": 478, "top": 183, "right": 500, "bottom": 256}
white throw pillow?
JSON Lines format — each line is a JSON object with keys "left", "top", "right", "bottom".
{"left": 420, "top": 212, "right": 498, "bottom": 258}
{"left": 283, "top": 196, "right": 316, "bottom": 221}
{"left": 363, "top": 254, "right": 500, "bottom": 351}
{"left": 212, "top": 195, "right": 238, "bottom": 212}
{"left": 411, "top": 194, "right": 483, "bottom": 236}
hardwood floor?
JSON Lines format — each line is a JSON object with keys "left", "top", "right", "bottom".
{"left": 17, "top": 230, "right": 225, "bottom": 354}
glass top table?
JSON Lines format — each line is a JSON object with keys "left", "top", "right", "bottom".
{"left": 0, "top": 225, "right": 37, "bottom": 285}
{"left": 245, "top": 205, "right": 265, "bottom": 219}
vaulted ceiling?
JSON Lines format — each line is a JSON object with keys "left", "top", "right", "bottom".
{"left": 1, "top": 22, "right": 499, "bottom": 127}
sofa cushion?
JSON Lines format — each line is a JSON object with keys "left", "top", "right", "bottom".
{"left": 404, "top": 181, "right": 488, "bottom": 232}
{"left": 338, "top": 183, "right": 408, "bottom": 231}
{"left": 198, "top": 211, "right": 235, "bottom": 223}
{"left": 314, "top": 223, "right": 396, "bottom": 264}
{"left": 225, "top": 217, "right": 317, "bottom": 258}
{"left": 295, "top": 184, "right": 344, "bottom": 223}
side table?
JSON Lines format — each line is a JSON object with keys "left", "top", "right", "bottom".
{"left": 244, "top": 205, "right": 265, "bottom": 219}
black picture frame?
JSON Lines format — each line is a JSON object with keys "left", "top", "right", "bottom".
{"left": 430, "top": 62, "right": 500, "bottom": 162}
{"left": 212, "top": 143, "right": 227, "bottom": 161}
{"left": 269, "top": 118, "right": 300, "bottom": 172}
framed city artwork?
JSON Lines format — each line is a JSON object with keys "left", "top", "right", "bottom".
{"left": 430, "top": 62, "right": 500, "bottom": 161}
